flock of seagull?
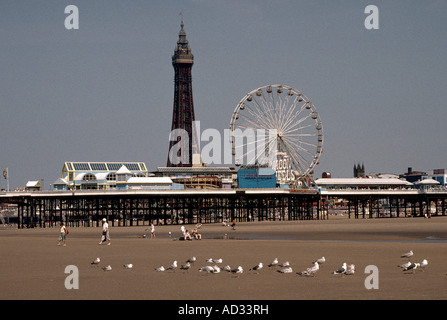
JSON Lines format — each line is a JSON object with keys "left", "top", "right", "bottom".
{"left": 153, "top": 255, "right": 356, "bottom": 277}
{"left": 91, "top": 249, "right": 428, "bottom": 276}
{"left": 397, "top": 250, "right": 429, "bottom": 273}
{"left": 90, "top": 257, "right": 133, "bottom": 271}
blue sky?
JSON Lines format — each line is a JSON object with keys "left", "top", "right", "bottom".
{"left": 1, "top": 0, "right": 447, "bottom": 189}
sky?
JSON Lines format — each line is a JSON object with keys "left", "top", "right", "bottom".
{"left": 1, "top": 0, "right": 447, "bottom": 190}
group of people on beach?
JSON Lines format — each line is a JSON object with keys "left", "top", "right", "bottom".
{"left": 57, "top": 218, "right": 208, "bottom": 245}
{"left": 57, "top": 218, "right": 111, "bottom": 246}
{"left": 180, "top": 224, "right": 202, "bottom": 240}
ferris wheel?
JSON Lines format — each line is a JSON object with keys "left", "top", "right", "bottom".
{"left": 229, "top": 84, "right": 323, "bottom": 183}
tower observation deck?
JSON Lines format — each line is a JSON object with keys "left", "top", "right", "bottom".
{"left": 167, "top": 21, "right": 197, "bottom": 167}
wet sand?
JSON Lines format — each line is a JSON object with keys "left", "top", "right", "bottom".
{"left": 1, "top": 216, "right": 447, "bottom": 300}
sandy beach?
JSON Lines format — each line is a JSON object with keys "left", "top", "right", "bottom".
{"left": 1, "top": 216, "right": 447, "bottom": 300}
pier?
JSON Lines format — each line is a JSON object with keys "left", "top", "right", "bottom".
{"left": 319, "top": 188, "right": 447, "bottom": 219}
{"left": 0, "top": 189, "right": 318, "bottom": 229}
{"left": 1, "top": 187, "right": 447, "bottom": 228}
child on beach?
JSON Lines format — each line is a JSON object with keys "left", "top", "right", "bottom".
{"left": 57, "top": 222, "right": 68, "bottom": 246}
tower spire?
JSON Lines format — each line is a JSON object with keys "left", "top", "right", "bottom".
{"left": 173, "top": 19, "right": 193, "bottom": 64}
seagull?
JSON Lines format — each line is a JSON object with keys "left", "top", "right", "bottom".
{"left": 206, "top": 258, "right": 213, "bottom": 263}
{"left": 313, "top": 256, "right": 326, "bottom": 265}
{"left": 167, "top": 260, "right": 178, "bottom": 271}
{"left": 123, "top": 264, "right": 133, "bottom": 269}
{"left": 277, "top": 267, "right": 293, "bottom": 274}
{"left": 199, "top": 266, "right": 215, "bottom": 273}
{"left": 102, "top": 265, "right": 112, "bottom": 271}
{"left": 186, "top": 256, "right": 197, "bottom": 263}
{"left": 268, "top": 258, "right": 279, "bottom": 267}
{"left": 223, "top": 265, "right": 231, "bottom": 272}
{"left": 91, "top": 257, "right": 101, "bottom": 265}
{"left": 180, "top": 262, "right": 191, "bottom": 271}
{"left": 333, "top": 262, "right": 347, "bottom": 275}
{"left": 212, "top": 258, "right": 223, "bottom": 264}
{"left": 249, "top": 262, "right": 263, "bottom": 272}
{"left": 155, "top": 266, "right": 165, "bottom": 272}
{"left": 212, "top": 265, "right": 221, "bottom": 274}
{"left": 398, "top": 261, "right": 412, "bottom": 269}
{"left": 401, "top": 250, "right": 414, "bottom": 259}
{"left": 280, "top": 261, "right": 290, "bottom": 267}
{"left": 404, "top": 262, "right": 420, "bottom": 273}
{"left": 420, "top": 259, "right": 429, "bottom": 271}
{"left": 297, "top": 262, "right": 319, "bottom": 277}
{"left": 230, "top": 266, "right": 244, "bottom": 274}
{"left": 345, "top": 264, "right": 355, "bottom": 275}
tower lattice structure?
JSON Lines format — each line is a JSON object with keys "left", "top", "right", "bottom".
{"left": 167, "top": 21, "right": 197, "bottom": 167}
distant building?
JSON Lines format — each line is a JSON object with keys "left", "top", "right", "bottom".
{"left": 322, "top": 172, "right": 332, "bottom": 178}
{"left": 53, "top": 178, "right": 69, "bottom": 191}
{"left": 315, "top": 177, "right": 413, "bottom": 190}
{"left": 353, "top": 163, "right": 365, "bottom": 178}
{"left": 54, "top": 162, "right": 149, "bottom": 190}
{"left": 53, "top": 163, "right": 185, "bottom": 191}
{"left": 400, "top": 167, "right": 427, "bottom": 183}
{"left": 414, "top": 178, "right": 440, "bottom": 190}
{"left": 237, "top": 166, "right": 277, "bottom": 189}
{"left": 155, "top": 166, "right": 236, "bottom": 189}
{"left": 115, "top": 166, "right": 183, "bottom": 190}
{"left": 25, "top": 181, "right": 42, "bottom": 191}
{"left": 427, "top": 169, "right": 447, "bottom": 186}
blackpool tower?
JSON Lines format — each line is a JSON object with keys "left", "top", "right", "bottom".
{"left": 167, "top": 21, "right": 198, "bottom": 167}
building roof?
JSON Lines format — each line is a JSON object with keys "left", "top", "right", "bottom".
{"left": 415, "top": 178, "right": 440, "bottom": 185}
{"left": 156, "top": 166, "right": 235, "bottom": 174}
{"left": 53, "top": 178, "right": 68, "bottom": 185}
{"left": 126, "top": 177, "right": 173, "bottom": 185}
{"left": 25, "top": 181, "right": 42, "bottom": 187}
{"left": 63, "top": 162, "right": 148, "bottom": 173}
{"left": 116, "top": 165, "right": 133, "bottom": 175}
{"left": 315, "top": 178, "right": 413, "bottom": 186}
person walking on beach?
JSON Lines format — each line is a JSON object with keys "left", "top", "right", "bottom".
{"left": 231, "top": 219, "right": 236, "bottom": 230}
{"left": 150, "top": 222, "right": 156, "bottom": 239}
{"left": 180, "top": 225, "right": 186, "bottom": 238}
{"left": 99, "top": 218, "right": 111, "bottom": 245}
{"left": 57, "top": 222, "right": 68, "bottom": 246}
